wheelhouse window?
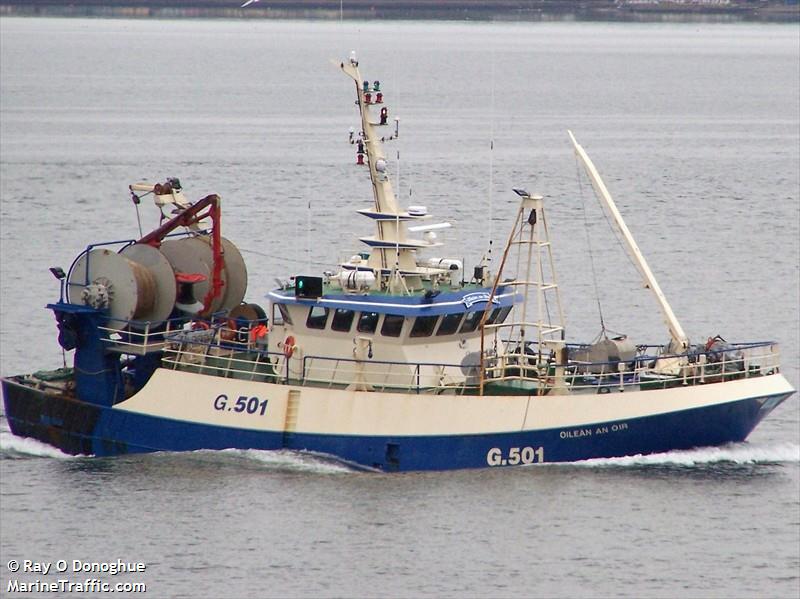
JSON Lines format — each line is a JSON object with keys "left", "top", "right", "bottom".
{"left": 331, "top": 308, "right": 355, "bottom": 332}
{"left": 459, "top": 310, "right": 482, "bottom": 333}
{"left": 380, "top": 314, "right": 405, "bottom": 337}
{"left": 306, "top": 306, "right": 329, "bottom": 330}
{"left": 436, "top": 312, "right": 463, "bottom": 336}
{"left": 357, "top": 311, "right": 380, "bottom": 334}
{"left": 410, "top": 315, "right": 438, "bottom": 338}
{"left": 273, "top": 303, "right": 292, "bottom": 326}
{"left": 486, "top": 306, "right": 512, "bottom": 326}
{"left": 497, "top": 306, "right": 513, "bottom": 323}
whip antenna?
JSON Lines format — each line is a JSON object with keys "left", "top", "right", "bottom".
{"left": 488, "top": 53, "right": 495, "bottom": 267}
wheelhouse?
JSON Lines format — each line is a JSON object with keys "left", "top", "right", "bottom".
{"left": 268, "top": 285, "right": 517, "bottom": 343}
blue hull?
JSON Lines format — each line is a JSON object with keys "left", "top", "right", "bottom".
{"left": 1, "top": 377, "right": 791, "bottom": 471}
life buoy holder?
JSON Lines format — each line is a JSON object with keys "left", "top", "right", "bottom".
{"left": 283, "top": 335, "right": 296, "bottom": 358}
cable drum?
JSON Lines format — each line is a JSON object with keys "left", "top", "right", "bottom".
{"left": 66, "top": 235, "right": 246, "bottom": 329}
{"left": 120, "top": 243, "right": 177, "bottom": 326}
{"left": 159, "top": 235, "right": 247, "bottom": 314}
{"left": 220, "top": 237, "right": 248, "bottom": 310}
{"left": 67, "top": 244, "right": 176, "bottom": 331}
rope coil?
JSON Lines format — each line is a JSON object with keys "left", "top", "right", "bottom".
{"left": 129, "top": 260, "right": 156, "bottom": 318}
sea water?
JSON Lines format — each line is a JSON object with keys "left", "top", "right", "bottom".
{"left": 1, "top": 17, "right": 798, "bottom": 598}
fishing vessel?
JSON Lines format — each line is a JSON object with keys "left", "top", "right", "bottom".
{"left": 1, "top": 55, "right": 794, "bottom": 471}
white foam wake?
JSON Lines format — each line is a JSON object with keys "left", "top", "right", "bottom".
{"left": 217, "top": 448, "right": 359, "bottom": 474}
{"left": 0, "top": 428, "right": 75, "bottom": 459}
{"left": 573, "top": 442, "right": 800, "bottom": 468}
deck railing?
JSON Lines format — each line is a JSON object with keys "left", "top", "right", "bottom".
{"left": 98, "top": 316, "right": 186, "bottom": 355}
{"left": 482, "top": 340, "right": 782, "bottom": 393}
{"left": 99, "top": 313, "right": 268, "bottom": 355}
{"left": 298, "top": 355, "right": 473, "bottom": 394}
{"left": 101, "top": 314, "right": 781, "bottom": 395}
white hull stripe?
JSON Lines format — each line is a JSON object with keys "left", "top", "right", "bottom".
{"left": 114, "top": 369, "right": 795, "bottom": 437}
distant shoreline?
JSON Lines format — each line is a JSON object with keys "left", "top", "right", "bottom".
{"left": 2, "top": 1, "right": 798, "bottom": 23}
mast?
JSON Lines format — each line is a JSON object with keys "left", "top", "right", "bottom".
{"left": 568, "top": 131, "right": 689, "bottom": 351}
{"left": 339, "top": 54, "right": 441, "bottom": 292}
{"left": 340, "top": 56, "right": 400, "bottom": 217}
{"left": 478, "top": 190, "right": 565, "bottom": 396}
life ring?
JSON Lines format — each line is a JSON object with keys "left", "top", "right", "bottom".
{"left": 191, "top": 321, "right": 210, "bottom": 331}
{"left": 283, "top": 335, "right": 296, "bottom": 358}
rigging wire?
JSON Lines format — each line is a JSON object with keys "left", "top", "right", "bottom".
{"left": 578, "top": 161, "right": 641, "bottom": 275}
{"left": 238, "top": 246, "right": 329, "bottom": 269}
{"left": 576, "top": 156, "right": 607, "bottom": 336}
{"left": 543, "top": 268, "right": 554, "bottom": 330}
{"left": 597, "top": 195, "right": 641, "bottom": 275}
{"left": 575, "top": 155, "right": 665, "bottom": 342}
{"left": 306, "top": 199, "right": 312, "bottom": 273}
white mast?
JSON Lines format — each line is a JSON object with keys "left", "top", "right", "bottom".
{"left": 338, "top": 54, "right": 443, "bottom": 292}
{"left": 568, "top": 130, "right": 689, "bottom": 351}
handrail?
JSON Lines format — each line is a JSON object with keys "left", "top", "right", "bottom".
{"left": 100, "top": 308, "right": 780, "bottom": 395}
{"left": 301, "top": 354, "right": 466, "bottom": 371}
{"left": 482, "top": 339, "right": 780, "bottom": 392}
{"left": 160, "top": 334, "right": 780, "bottom": 396}
{"left": 298, "top": 353, "right": 471, "bottom": 394}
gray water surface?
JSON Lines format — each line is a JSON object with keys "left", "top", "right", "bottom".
{"left": 1, "top": 17, "right": 798, "bottom": 598}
